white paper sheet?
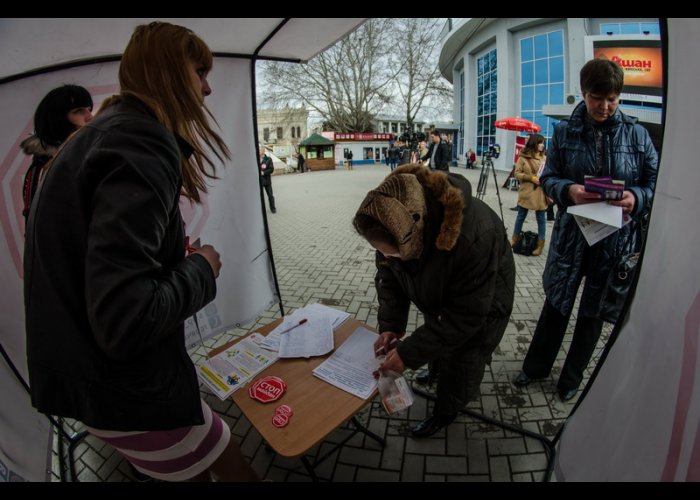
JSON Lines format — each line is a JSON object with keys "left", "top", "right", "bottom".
{"left": 278, "top": 315, "right": 334, "bottom": 358}
{"left": 260, "top": 303, "right": 351, "bottom": 352}
{"left": 312, "top": 327, "right": 380, "bottom": 399}
{"left": 568, "top": 201, "right": 624, "bottom": 227}
{"left": 572, "top": 212, "right": 631, "bottom": 246}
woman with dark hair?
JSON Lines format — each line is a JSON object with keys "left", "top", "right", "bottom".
{"left": 513, "top": 58, "right": 658, "bottom": 402}
{"left": 20, "top": 84, "right": 93, "bottom": 224}
{"left": 24, "top": 22, "right": 259, "bottom": 481}
{"left": 511, "top": 133, "right": 548, "bottom": 256}
{"left": 354, "top": 164, "right": 515, "bottom": 437}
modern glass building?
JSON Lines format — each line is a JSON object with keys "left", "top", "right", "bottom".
{"left": 439, "top": 18, "right": 661, "bottom": 170}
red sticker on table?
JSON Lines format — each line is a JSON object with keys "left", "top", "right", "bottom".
{"left": 275, "top": 404, "right": 293, "bottom": 417}
{"left": 248, "top": 376, "right": 286, "bottom": 403}
{"left": 272, "top": 413, "right": 289, "bottom": 428}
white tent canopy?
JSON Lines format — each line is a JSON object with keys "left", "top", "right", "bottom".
{"left": 0, "top": 18, "right": 365, "bottom": 80}
{"left": 0, "top": 17, "right": 365, "bottom": 482}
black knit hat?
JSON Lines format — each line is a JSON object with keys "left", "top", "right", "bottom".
{"left": 34, "top": 85, "right": 93, "bottom": 147}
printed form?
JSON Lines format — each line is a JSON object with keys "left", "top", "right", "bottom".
{"left": 312, "top": 326, "right": 380, "bottom": 399}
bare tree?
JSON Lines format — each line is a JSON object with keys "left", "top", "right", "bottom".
{"left": 388, "top": 18, "right": 453, "bottom": 132}
{"left": 258, "top": 19, "right": 395, "bottom": 133}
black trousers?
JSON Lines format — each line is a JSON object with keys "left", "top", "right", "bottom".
{"left": 432, "top": 314, "right": 510, "bottom": 416}
{"left": 522, "top": 299, "right": 604, "bottom": 391}
{"left": 262, "top": 183, "right": 275, "bottom": 211}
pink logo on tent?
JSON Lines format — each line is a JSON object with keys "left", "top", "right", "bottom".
{"left": 661, "top": 290, "right": 700, "bottom": 481}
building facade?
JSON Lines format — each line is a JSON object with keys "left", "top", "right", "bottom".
{"left": 440, "top": 18, "right": 661, "bottom": 170}
{"left": 257, "top": 108, "right": 309, "bottom": 159}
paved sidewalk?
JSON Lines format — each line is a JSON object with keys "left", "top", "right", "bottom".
{"left": 57, "top": 163, "right": 611, "bottom": 482}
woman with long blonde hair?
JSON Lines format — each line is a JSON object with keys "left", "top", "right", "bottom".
{"left": 511, "top": 133, "right": 548, "bottom": 256}
{"left": 24, "top": 22, "right": 259, "bottom": 482}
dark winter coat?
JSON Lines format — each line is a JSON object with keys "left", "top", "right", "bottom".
{"left": 24, "top": 96, "right": 216, "bottom": 431}
{"left": 421, "top": 140, "right": 451, "bottom": 171}
{"left": 374, "top": 165, "right": 515, "bottom": 370}
{"left": 20, "top": 136, "right": 56, "bottom": 225}
{"left": 541, "top": 101, "right": 657, "bottom": 317}
{"left": 259, "top": 154, "right": 274, "bottom": 186}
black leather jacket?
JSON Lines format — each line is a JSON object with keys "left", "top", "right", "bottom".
{"left": 24, "top": 97, "right": 216, "bottom": 431}
{"left": 541, "top": 101, "right": 657, "bottom": 317}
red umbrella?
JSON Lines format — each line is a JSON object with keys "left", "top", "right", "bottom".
{"left": 494, "top": 117, "right": 541, "bottom": 133}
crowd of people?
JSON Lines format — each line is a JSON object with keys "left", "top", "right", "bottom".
{"left": 19, "top": 17, "right": 657, "bottom": 481}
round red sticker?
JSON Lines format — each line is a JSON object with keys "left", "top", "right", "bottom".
{"left": 272, "top": 413, "right": 289, "bottom": 428}
{"left": 248, "top": 376, "right": 286, "bottom": 403}
{"left": 275, "top": 404, "right": 293, "bottom": 417}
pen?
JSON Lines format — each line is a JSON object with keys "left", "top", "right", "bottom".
{"left": 375, "top": 337, "right": 399, "bottom": 354}
{"left": 279, "top": 318, "right": 308, "bottom": 334}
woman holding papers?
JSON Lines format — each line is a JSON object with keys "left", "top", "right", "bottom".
{"left": 23, "top": 23, "right": 258, "bottom": 481}
{"left": 513, "top": 58, "right": 658, "bottom": 402}
{"left": 353, "top": 164, "right": 515, "bottom": 437}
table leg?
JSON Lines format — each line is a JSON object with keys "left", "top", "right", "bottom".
{"left": 351, "top": 416, "right": 385, "bottom": 446}
{"left": 300, "top": 456, "right": 319, "bottom": 482}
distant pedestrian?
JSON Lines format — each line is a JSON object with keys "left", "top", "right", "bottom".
{"left": 347, "top": 150, "right": 353, "bottom": 170}
{"left": 259, "top": 144, "right": 276, "bottom": 213}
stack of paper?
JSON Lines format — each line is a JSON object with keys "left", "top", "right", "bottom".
{"left": 312, "top": 326, "right": 380, "bottom": 400}
{"left": 197, "top": 333, "right": 279, "bottom": 400}
{"left": 260, "top": 303, "right": 350, "bottom": 355}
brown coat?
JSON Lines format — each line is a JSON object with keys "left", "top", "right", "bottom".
{"left": 514, "top": 150, "right": 547, "bottom": 211}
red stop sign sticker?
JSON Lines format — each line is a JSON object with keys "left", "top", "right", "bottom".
{"left": 248, "top": 376, "right": 286, "bottom": 403}
{"left": 275, "top": 404, "right": 294, "bottom": 417}
{"left": 272, "top": 413, "right": 289, "bottom": 428}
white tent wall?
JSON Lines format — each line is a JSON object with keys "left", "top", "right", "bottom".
{"left": 556, "top": 18, "right": 700, "bottom": 481}
{"left": 0, "top": 17, "right": 366, "bottom": 482}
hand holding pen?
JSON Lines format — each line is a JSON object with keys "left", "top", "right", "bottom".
{"left": 374, "top": 331, "right": 401, "bottom": 357}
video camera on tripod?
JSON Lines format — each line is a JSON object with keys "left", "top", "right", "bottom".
{"left": 483, "top": 143, "right": 501, "bottom": 160}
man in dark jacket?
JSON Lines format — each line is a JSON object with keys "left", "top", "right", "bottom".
{"left": 421, "top": 129, "right": 451, "bottom": 171}
{"left": 259, "top": 144, "right": 276, "bottom": 213}
{"left": 354, "top": 164, "right": 515, "bottom": 437}
{"left": 513, "top": 58, "right": 657, "bottom": 402}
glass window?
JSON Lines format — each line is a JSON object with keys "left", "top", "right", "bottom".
{"left": 476, "top": 48, "right": 497, "bottom": 158}
{"left": 363, "top": 147, "right": 373, "bottom": 160}
{"left": 459, "top": 70, "right": 465, "bottom": 155}
{"left": 534, "top": 34, "right": 548, "bottom": 59}
{"left": 263, "top": 128, "right": 270, "bottom": 142}
{"left": 548, "top": 31, "right": 564, "bottom": 57}
{"left": 600, "top": 23, "right": 619, "bottom": 35}
{"left": 535, "top": 58, "right": 548, "bottom": 84}
{"left": 641, "top": 22, "right": 660, "bottom": 34}
{"left": 535, "top": 85, "right": 549, "bottom": 109}
{"left": 549, "top": 56, "right": 564, "bottom": 83}
{"left": 276, "top": 127, "right": 283, "bottom": 140}
{"left": 621, "top": 23, "right": 639, "bottom": 34}
{"left": 522, "top": 86, "right": 534, "bottom": 111}
{"left": 521, "top": 37, "right": 534, "bottom": 62}
{"left": 522, "top": 61, "right": 534, "bottom": 86}
{"left": 550, "top": 83, "right": 565, "bottom": 105}
{"left": 519, "top": 29, "right": 565, "bottom": 143}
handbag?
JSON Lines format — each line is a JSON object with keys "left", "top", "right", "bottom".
{"left": 597, "top": 220, "right": 645, "bottom": 323}
{"left": 513, "top": 231, "right": 538, "bottom": 256}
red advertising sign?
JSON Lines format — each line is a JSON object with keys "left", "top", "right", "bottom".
{"left": 514, "top": 135, "right": 527, "bottom": 163}
{"left": 333, "top": 132, "right": 394, "bottom": 141}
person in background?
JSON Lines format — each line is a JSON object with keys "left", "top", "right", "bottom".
{"left": 20, "top": 84, "right": 93, "bottom": 226}
{"left": 24, "top": 21, "right": 260, "bottom": 482}
{"left": 511, "top": 133, "right": 548, "bottom": 256}
{"left": 513, "top": 58, "right": 658, "bottom": 402}
{"left": 421, "top": 130, "right": 450, "bottom": 171}
{"left": 297, "top": 151, "right": 305, "bottom": 173}
{"left": 354, "top": 164, "right": 515, "bottom": 437}
{"left": 347, "top": 149, "right": 354, "bottom": 170}
{"left": 466, "top": 148, "right": 476, "bottom": 169}
{"left": 259, "top": 144, "right": 276, "bottom": 213}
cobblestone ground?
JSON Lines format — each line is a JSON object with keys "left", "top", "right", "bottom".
{"left": 55, "top": 163, "right": 611, "bottom": 482}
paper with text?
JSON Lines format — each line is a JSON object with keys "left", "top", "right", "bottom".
{"left": 278, "top": 315, "right": 334, "bottom": 358}
{"left": 312, "top": 327, "right": 380, "bottom": 399}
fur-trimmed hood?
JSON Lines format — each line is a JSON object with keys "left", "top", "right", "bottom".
{"left": 356, "top": 164, "right": 464, "bottom": 260}
{"left": 387, "top": 163, "right": 464, "bottom": 252}
{"left": 20, "top": 135, "right": 56, "bottom": 157}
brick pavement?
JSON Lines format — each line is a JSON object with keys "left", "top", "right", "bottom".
{"left": 55, "top": 162, "right": 611, "bottom": 482}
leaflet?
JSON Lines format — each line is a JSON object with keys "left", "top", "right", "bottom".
{"left": 197, "top": 333, "right": 279, "bottom": 400}
{"left": 312, "top": 326, "right": 380, "bottom": 400}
